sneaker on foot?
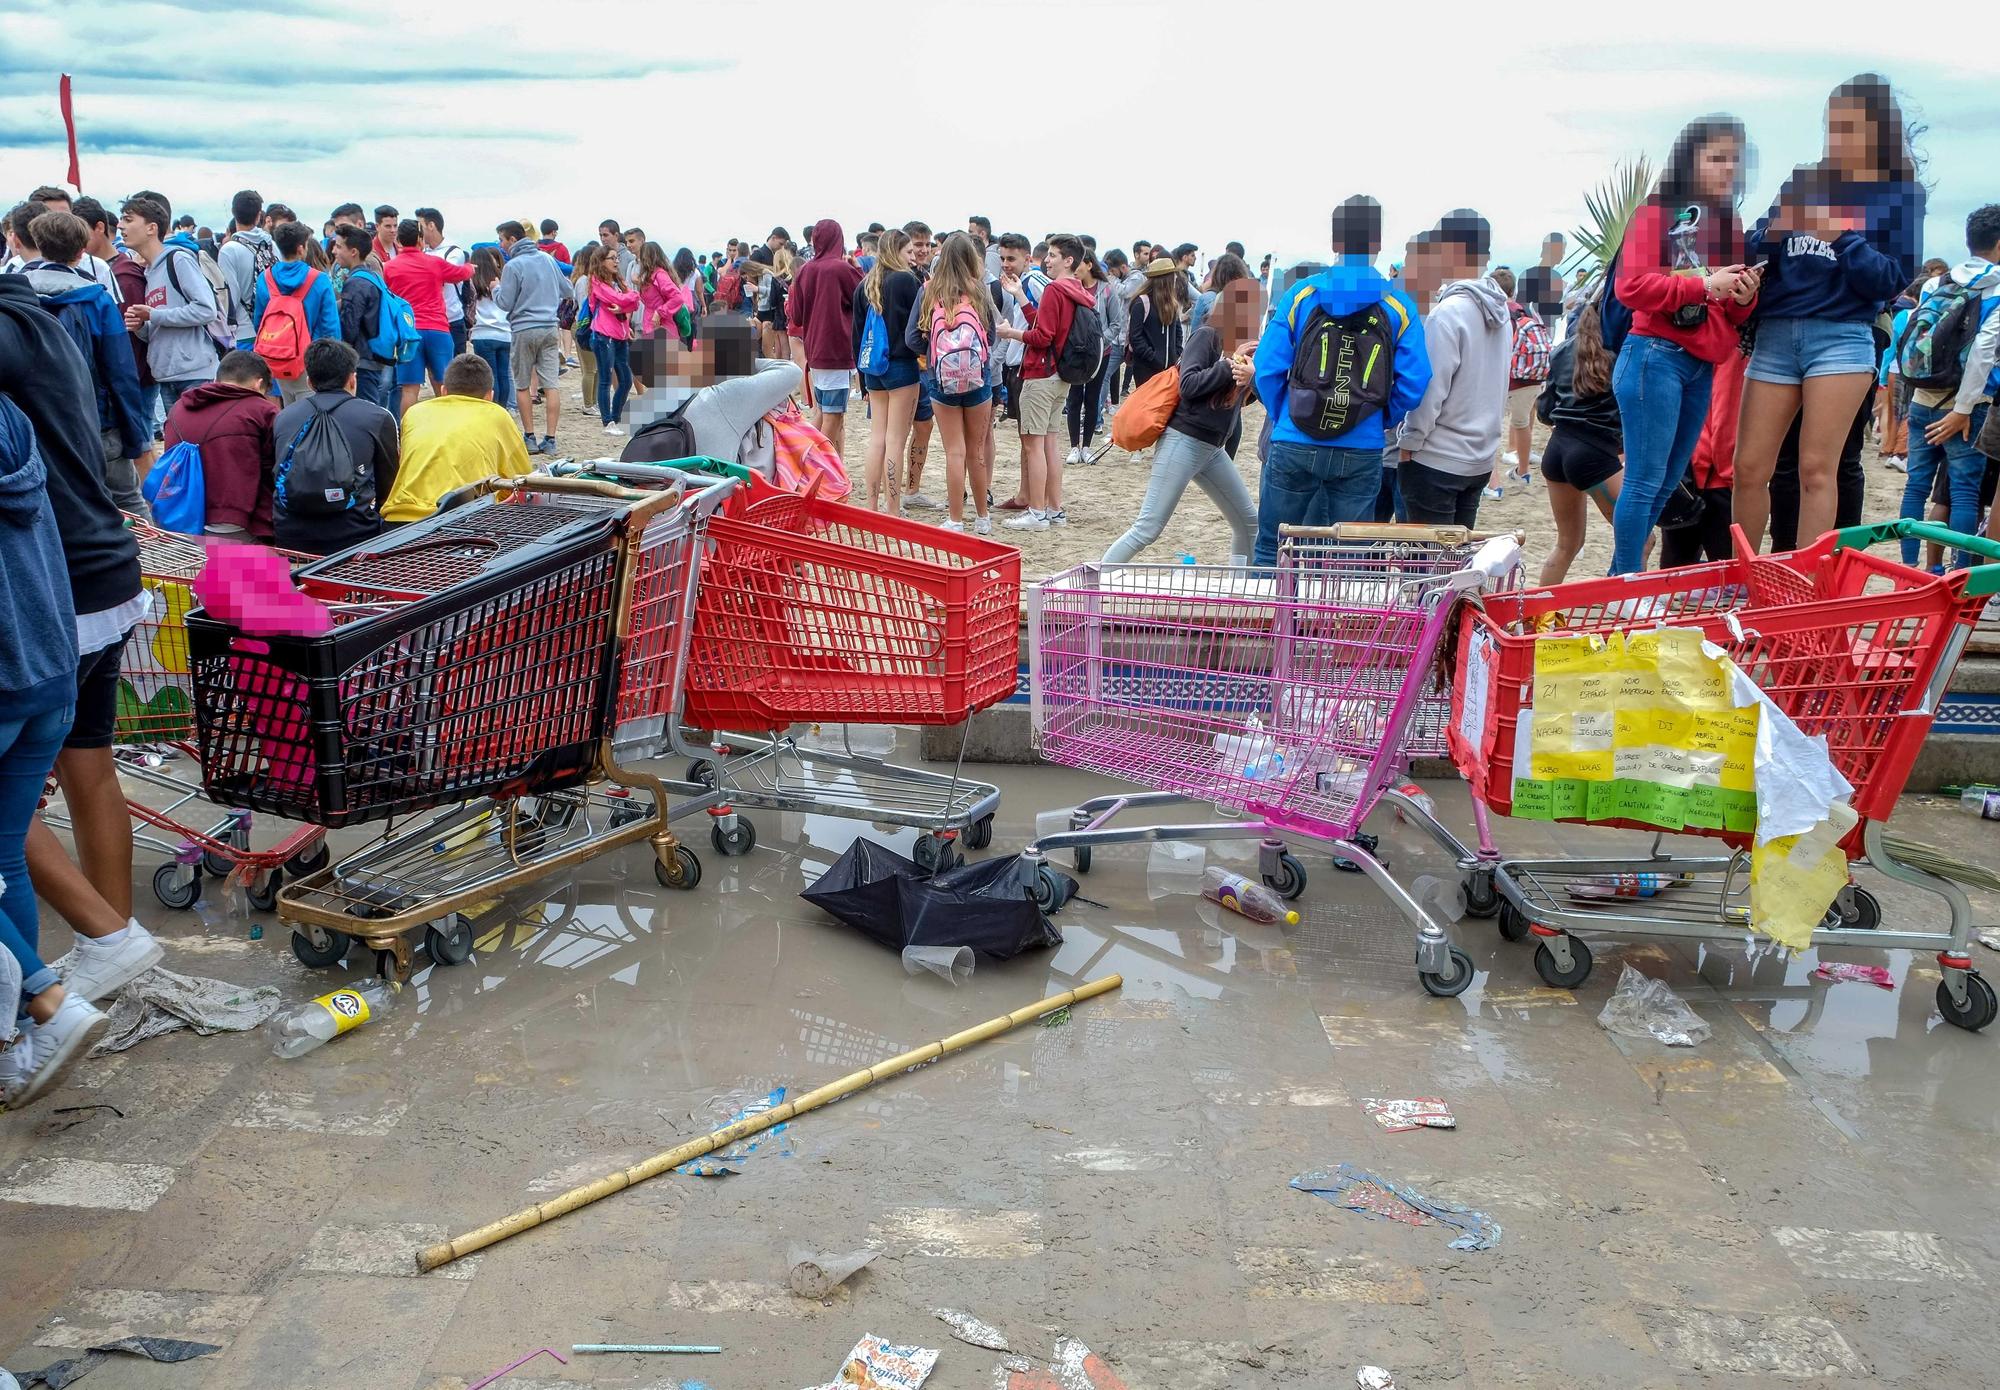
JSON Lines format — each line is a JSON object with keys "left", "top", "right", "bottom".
{"left": 1047, "top": 507, "right": 1069, "bottom": 527}
{"left": 904, "top": 490, "right": 941, "bottom": 510}
{"left": 1481, "top": 485, "right": 1505, "bottom": 501}
{"left": 539, "top": 436, "right": 560, "bottom": 455}
{"left": 62, "top": 920, "right": 162, "bottom": 1002}
{"left": 1002, "top": 509, "right": 1051, "bottom": 531}
{"left": 6, "top": 995, "right": 110, "bottom": 1108}
{"left": 939, "top": 518, "right": 966, "bottom": 533}
{"left": 1885, "top": 455, "right": 1909, "bottom": 472}
{"left": 1501, "top": 450, "right": 1520, "bottom": 469}
{"left": 1065, "top": 446, "right": 1083, "bottom": 465}
{"left": 973, "top": 515, "right": 994, "bottom": 536}
{"left": 603, "top": 424, "right": 626, "bottom": 437}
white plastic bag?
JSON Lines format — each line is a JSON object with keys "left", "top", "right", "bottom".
{"left": 1596, "top": 965, "right": 1711, "bottom": 1047}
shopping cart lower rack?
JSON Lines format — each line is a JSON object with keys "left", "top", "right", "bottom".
{"left": 1023, "top": 526, "right": 1510, "bottom": 997}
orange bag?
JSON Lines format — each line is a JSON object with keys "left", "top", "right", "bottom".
{"left": 1110, "top": 366, "right": 1180, "bottom": 452}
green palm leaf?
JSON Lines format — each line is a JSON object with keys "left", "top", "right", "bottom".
{"left": 1566, "top": 156, "right": 1653, "bottom": 274}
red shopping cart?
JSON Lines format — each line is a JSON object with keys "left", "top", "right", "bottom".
{"left": 1443, "top": 520, "right": 2000, "bottom": 1030}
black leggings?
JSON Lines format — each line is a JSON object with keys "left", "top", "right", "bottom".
{"left": 1659, "top": 486, "right": 1734, "bottom": 567}
{"left": 1766, "top": 388, "right": 1869, "bottom": 552}
{"left": 1066, "top": 355, "right": 1110, "bottom": 447}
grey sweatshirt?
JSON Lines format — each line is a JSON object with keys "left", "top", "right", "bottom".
{"left": 140, "top": 246, "right": 221, "bottom": 384}
{"left": 1397, "top": 276, "right": 1510, "bottom": 477}
{"left": 217, "top": 228, "right": 275, "bottom": 341}
{"left": 494, "top": 244, "right": 576, "bottom": 333}
{"left": 625, "top": 358, "right": 804, "bottom": 475}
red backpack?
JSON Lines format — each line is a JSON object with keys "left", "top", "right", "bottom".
{"left": 254, "top": 268, "right": 319, "bottom": 380}
{"left": 1506, "top": 301, "right": 1552, "bottom": 384}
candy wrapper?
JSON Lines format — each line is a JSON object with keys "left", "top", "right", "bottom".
{"left": 802, "top": 1334, "right": 939, "bottom": 1390}
{"left": 1362, "top": 1097, "right": 1456, "bottom": 1132}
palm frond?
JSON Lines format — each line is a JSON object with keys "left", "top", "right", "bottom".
{"left": 1565, "top": 156, "right": 1653, "bottom": 275}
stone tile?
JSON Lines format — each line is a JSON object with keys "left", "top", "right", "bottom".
{"left": 1773, "top": 1227, "right": 1982, "bottom": 1284}
{"left": 1642, "top": 1308, "right": 1866, "bottom": 1378}
{"left": 1233, "top": 1246, "right": 1428, "bottom": 1303}
{"left": 228, "top": 1088, "right": 410, "bottom": 1137}
{"left": 30, "top": 1286, "right": 263, "bottom": 1351}
{"left": 0, "top": 1157, "right": 177, "bottom": 1211}
{"left": 299, "top": 1222, "right": 481, "bottom": 1281}
{"left": 869, "top": 1206, "right": 1043, "bottom": 1258}
{"left": 199, "top": 1271, "right": 470, "bottom": 1390}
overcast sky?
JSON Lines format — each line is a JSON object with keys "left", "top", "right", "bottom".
{"left": 4, "top": 2, "right": 1992, "bottom": 273}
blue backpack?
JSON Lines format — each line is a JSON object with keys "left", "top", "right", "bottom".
{"left": 856, "top": 300, "right": 890, "bottom": 376}
{"left": 351, "top": 269, "right": 421, "bottom": 365}
{"left": 143, "top": 440, "right": 207, "bottom": 534}
{"left": 1597, "top": 246, "right": 1633, "bottom": 358}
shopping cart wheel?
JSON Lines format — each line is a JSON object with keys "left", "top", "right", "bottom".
{"left": 1462, "top": 872, "right": 1501, "bottom": 919}
{"left": 686, "top": 758, "right": 718, "bottom": 789}
{"left": 425, "top": 913, "right": 476, "bottom": 966}
{"left": 1938, "top": 972, "right": 1997, "bottom": 1032}
{"left": 1331, "top": 831, "right": 1379, "bottom": 874}
{"left": 913, "top": 833, "right": 958, "bottom": 874}
{"left": 1030, "top": 863, "right": 1067, "bottom": 913}
{"left": 711, "top": 820, "right": 757, "bottom": 856}
{"left": 656, "top": 845, "right": 703, "bottom": 890}
{"left": 152, "top": 862, "right": 202, "bottom": 911}
{"left": 1533, "top": 934, "right": 1594, "bottom": 989}
{"left": 966, "top": 815, "right": 995, "bottom": 851}
{"left": 609, "top": 800, "right": 650, "bottom": 829}
{"left": 284, "top": 840, "right": 331, "bottom": 877}
{"left": 1072, "top": 844, "right": 1093, "bottom": 875}
{"left": 1497, "top": 901, "right": 1532, "bottom": 942}
{"left": 1418, "top": 945, "right": 1476, "bottom": 998}
{"left": 1823, "top": 886, "right": 1881, "bottom": 932}
{"left": 290, "top": 925, "right": 352, "bottom": 968}
{"left": 1263, "top": 852, "right": 1307, "bottom": 902}
{"left": 246, "top": 869, "right": 282, "bottom": 913}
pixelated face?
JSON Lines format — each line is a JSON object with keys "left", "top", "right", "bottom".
{"left": 1824, "top": 98, "right": 1873, "bottom": 176}
{"left": 999, "top": 245, "right": 1028, "bottom": 277}
{"left": 907, "top": 231, "right": 934, "bottom": 267}
{"left": 1696, "top": 136, "right": 1742, "bottom": 203}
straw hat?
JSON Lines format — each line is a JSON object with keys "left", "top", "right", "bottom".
{"left": 1143, "top": 257, "right": 1179, "bottom": 278}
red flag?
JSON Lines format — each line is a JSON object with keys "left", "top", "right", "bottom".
{"left": 60, "top": 73, "right": 80, "bottom": 190}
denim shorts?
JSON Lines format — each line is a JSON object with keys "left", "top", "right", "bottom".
{"left": 862, "top": 357, "right": 920, "bottom": 393}
{"left": 931, "top": 383, "right": 992, "bottom": 409}
{"left": 814, "top": 387, "right": 850, "bottom": 415}
{"left": 914, "top": 374, "right": 935, "bottom": 423}
{"left": 1746, "top": 317, "right": 1876, "bottom": 385}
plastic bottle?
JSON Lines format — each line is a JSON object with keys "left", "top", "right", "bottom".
{"left": 1389, "top": 781, "right": 1436, "bottom": 823}
{"left": 1212, "top": 716, "right": 1274, "bottom": 773}
{"left": 267, "top": 980, "right": 392, "bottom": 1058}
{"left": 1202, "top": 866, "right": 1300, "bottom": 925}
{"left": 1962, "top": 787, "right": 2000, "bottom": 821}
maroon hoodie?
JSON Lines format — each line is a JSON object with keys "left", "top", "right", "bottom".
{"left": 164, "top": 381, "right": 278, "bottom": 535}
{"left": 1020, "top": 276, "right": 1096, "bottom": 380}
{"left": 788, "top": 220, "right": 864, "bottom": 371}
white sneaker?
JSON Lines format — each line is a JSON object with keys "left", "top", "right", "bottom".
{"left": 1482, "top": 485, "right": 1505, "bottom": 502}
{"left": 1065, "top": 446, "right": 1083, "bottom": 465}
{"left": 62, "top": 920, "right": 162, "bottom": 1002}
{"left": 939, "top": 519, "right": 966, "bottom": 533}
{"left": 1047, "top": 507, "right": 1069, "bottom": 527}
{"left": 973, "top": 515, "right": 993, "bottom": 536}
{"left": 5, "top": 994, "right": 110, "bottom": 1108}
{"left": 1003, "top": 509, "right": 1051, "bottom": 532}
{"left": 603, "top": 424, "right": 626, "bottom": 437}
{"left": 903, "top": 490, "right": 941, "bottom": 510}
{"left": 1502, "top": 451, "right": 1520, "bottom": 469}
{"left": 1885, "top": 455, "right": 1909, "bottom": 473}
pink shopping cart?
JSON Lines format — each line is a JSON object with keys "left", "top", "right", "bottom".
{"left": 1024, "top": 525, "right": 1510, "bottom": 997}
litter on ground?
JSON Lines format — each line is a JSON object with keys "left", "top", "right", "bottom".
{"left": 1291, "top": 1164, "right": 1502, "bottom": 1251}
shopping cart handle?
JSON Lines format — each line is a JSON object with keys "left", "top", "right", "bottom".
{"left": 496, "top": 473, "right": 656, "bottom": 503}
{"left": 1831, "top": 520, "right": 2000, "bottom": 597}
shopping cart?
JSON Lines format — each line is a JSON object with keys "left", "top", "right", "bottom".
{"left": 40, "top": 520, "right": 327, "bottom": 912}
{"left": 1438, "top": 520, "right": 2000, "bottom": 1031}
{"left": 675, "top": 484, "right": 1019, "bottom": 869}
{"left": 197, "top": 475, "right": 717, "bottom": 978}
{"left": 1023, "top": 525, "right": 1515, "bottom": 997}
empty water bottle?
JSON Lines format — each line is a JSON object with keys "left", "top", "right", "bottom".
{"left": 1959, "top": 786, "right": 2000, "bottom": 821}
{"left": 1390, "top": 781, "right": 1437, "bottom": 822}
{"left": 1202, "top": 866, "right": 1300, "bottom": 925}
{"left": 267, "top": 980, "right": 392, "bottom": 1058}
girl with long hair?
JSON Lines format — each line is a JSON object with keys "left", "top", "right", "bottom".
{"left": 1734, "top": 74, "right": 1924, "bottom": 551}
{"left": 854, "top": 228, "right": 922, "bottom": 512}
{"left": 1101, "top": 277, "right": 1263, "bottom": 564}
{"left": 572, "top": 242, "right": 601, "bottom": 415}
{"left": 1063, "top": 252, "right": 1113, "bottom": 463}
{"left": 1607, "top": 113, "right": 1759, "bottom": 574}
{"left": 585, "top": 246, "right": 640, "bottom": 435}
{"left": 1534, "top": 287, "right": 1623, "bottom": 583}
{"left": 637, "top": 240, "right": 693, "bottom": 346}
{"left": 1126, "top": 258, "right": 1187, "bottom": 387}
{"left": 674, "top": 246, "right": 705, "bottom": 334}
{"left": 468, "top": 246, "right": 513, "bottom": 414}
{"left": 919, "top": 232, "right": 997, "bottom": 532}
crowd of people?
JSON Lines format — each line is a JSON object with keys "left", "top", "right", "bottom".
{"left": 1, "top": 70, "right": 1997, "bottom": 1104}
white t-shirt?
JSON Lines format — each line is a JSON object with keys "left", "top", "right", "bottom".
{"left": 429, "top": 242, "right": 469, "bottom": 323}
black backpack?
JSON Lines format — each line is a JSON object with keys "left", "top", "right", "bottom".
{"left": 1285, "top": 299, "right": 1406, "bottom": 441}
{"left": 277, "top": 397, "right": 367, "bottom": 517}
{"left": 620, "top": 397, "right": 697, "bottom": 464}
{"left": 1056, "top": 296, "right": 1105, "bottom": 384}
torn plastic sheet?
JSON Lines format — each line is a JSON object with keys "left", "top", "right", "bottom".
{"left": 1290, "top": 1164, "right": 1501, "bottom": 1251}
{"left": 787, "top": 1246, "right": 877, "bottom": 1297}
{"left": 1596, "top": 965, "right": 1712, "bottom": 1047}
{"left": 39, "top": 959, "right": 282, "bottom": 1056}
{"left": 799, "top": 1334, "right": 938, "bottom": 1390}
{"left": 1361, "top": 1097, "right": 1456, "bottom": 1132}
{"left": 18, "top": 1336, "right": 220, "bottom": 1389}
{"left": 902, "top": 945, "right": 974, "bottom": 985}
{"left": 675, "top": 1086, "right": 792, "bottom": 1176}
{"left": 933, "top": 1308, "right": 1010, "bottom": 1351}
{"left": 1812, "top": 961, "right": 1895, "bottom": 989}
{"left": 801, "top": 838, "right": 1062, "bottom": 960}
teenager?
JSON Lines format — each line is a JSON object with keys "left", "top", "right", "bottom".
{"left": 789, "top": 218, "right": 862, "bottom": 455}
{"left": 271, "top": 340, "right": 399, "bottom": 555}
{"left": 119, "top": 196, "right": 219, "bottom": 409}
{"left": 216, "top": 189, "right": 276, "bottom": 349}
{"left": 852, "top": 228, "right": 923, "bottom": 513}
{"left": 1103, "top": 278, "right": 1262, "bottom": 564}
{"left": 1482, "top": 266, "right": 1546, "bottom": 498}
{"left": 381, "top": 353, "right": 532, "bottom": 521}
{"left": 250, "top": 220, "right": 342, "bottom": 404}
{"left": 415, "top": 208, "right": 472, "bottom": 356}
{"left": 1610, "top": 116, "right": 1758, "bottom": 573}
{"left": 1063, "top": 251, "right": 1114, "bottom": 464}
{"left": 494, "top": 220, "right": 574, "bottom": 454}
{"left": 1899, "top": 204, "right": 2000, "bottom": 567}
{"left": 918, "top": 232, "right": 996, "bottom": 532}
{"left": 626, "top": 314, "right": 803, "bottom": 468}
{"left": 467, "top": 247, "right": 513, "bottom": 414}
{"left": 1126, "top": 258, "right": 1187, "bottom": 388}
{"left": 383, "top": 217, "right": 475, "bottom": 415}
{"left": 1535, "top": 287, "right": 1623, "bottom": 583}
{"left": 635, "top": 241, "right": 692, "bottom": 347}
{"left": 1734, "top": 75, "right": 1923, "bottom": 551}
{"left": 993, "top": 234, "right": 1095, "bottom": 530}
{"left": 1519, "top": 234, "right": 1566, "bottom": 333}
{"left": 371, "top": 205, "right": 399, "bottom": 264}
{"left": 1100, "top": 249, "right": 1132, "bottom": 412}
{"left": 585, "top": 248, "right": 641, "bottom": 435}
{"left": 1397, "top": 210, "right": 1509, "bottom": 527}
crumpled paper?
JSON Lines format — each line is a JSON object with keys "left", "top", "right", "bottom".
{"left": 1812, "top": 961, "right": 1895, "bottom": 989}
{"left": 1290, "top": 1164, "right": 1501, "bottom": 1251}
{"left": 55, "top": 963, "right": 282, "bottom": 1055}
{"left": 799, "top": 1334, "right": 938, "bottom": 1390}
{"left": 788, "top": 1245, "right": 876, "bottom": 1298}
{"left": 933, "top": 1308, "right": 1010, "bottom": 1351}
{"left": 1361, "top": 1097, "right": 1455, "bottom": 1132}
{"left": 1596, "top": 965, "right": 1711, "bottom": 1047}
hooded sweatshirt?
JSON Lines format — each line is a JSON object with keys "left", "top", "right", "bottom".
{"left": 853, "top": 267, "right": 922, "bottom": 372}
{"left": 164, "top": 381, "right": 278, "bottom": 534}
{"left": 788, "top": 220, "right": 864, "bottom": 371}
{"left": 1397, "top": 276, "right": 1511, "bottom": 477}
{"left": 495, "top": 240, "right": 574, "bottom": 333}
{"left": 0, "top": 273, "right": 143, "bottom": 618}
{"left": 141, "top": 236, "right": 223, "bottom": 383}
{"left": 1908, "top": 259, "right": 2000, "bottom": 413}
{"left": 0, "top": 392, "right": 79, "bottom": 713}
{"left": 217, "top": 227, "right": 277, "bottom": 342}
{"left": 250, "top": 259, "right": 343, "bottom": 350}
{"left": 1254, "top": 262, "right": 1430, "bottom": 452}
{"left": 1019, "top": 276, "right": 1097, "bottom": 380}
{"left": 24, "top": 262, "right": 149, "bottom": 459}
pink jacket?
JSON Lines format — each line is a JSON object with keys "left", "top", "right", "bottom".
{"left": 639, "top": 269, "right": 690, "bottom": 336}
{"left": 586, "top": 280, "right": 641, "bottom": 341}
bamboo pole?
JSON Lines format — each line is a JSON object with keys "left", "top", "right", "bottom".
{"left": 416, "top": 974, "right": 1124, "bottom": 1272}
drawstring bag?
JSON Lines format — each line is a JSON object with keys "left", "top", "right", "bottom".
{"left": 143, "top": 440, "right": 208, "bottom": 535}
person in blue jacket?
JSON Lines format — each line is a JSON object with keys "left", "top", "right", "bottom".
{"left": 249, "top": 220, "right": 343, "bottom": 403}
{"left": 1733, "top": 73, "right": 1924, "bottom": 552}
{"left": 1251, "top": 195, "right": 1430, "bottom": 563}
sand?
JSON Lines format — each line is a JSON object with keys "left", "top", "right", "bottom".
{"left": 545, "top": 365, "right": 1919, "bottom": 583}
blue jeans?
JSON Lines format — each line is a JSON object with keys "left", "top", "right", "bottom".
{"left": 1609, "top": 335, "right": 1713, "bottom": 575}
{"left": 1901, "top": 401, "right": 1992, "bottom": 568}
{"left": 1097, "top": 343, "right": 1125, "bottom": 419}
{"left": 1103, "top": 427, "right": 1257, "bottom": 564}
{"left": 354, "top": 365, "right": 396, "bottom": 412}
{"left": 595, "top": 336, "right": 632, "bottom": 424}
{"left": 0, "top": 700, "right": 75, "bottom": 1012}
{"left": 1253, "top": 439, "right": 1382, "bottom": 565}
{"left": 471, "top": 340, "right": 513, "bottom": 410}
